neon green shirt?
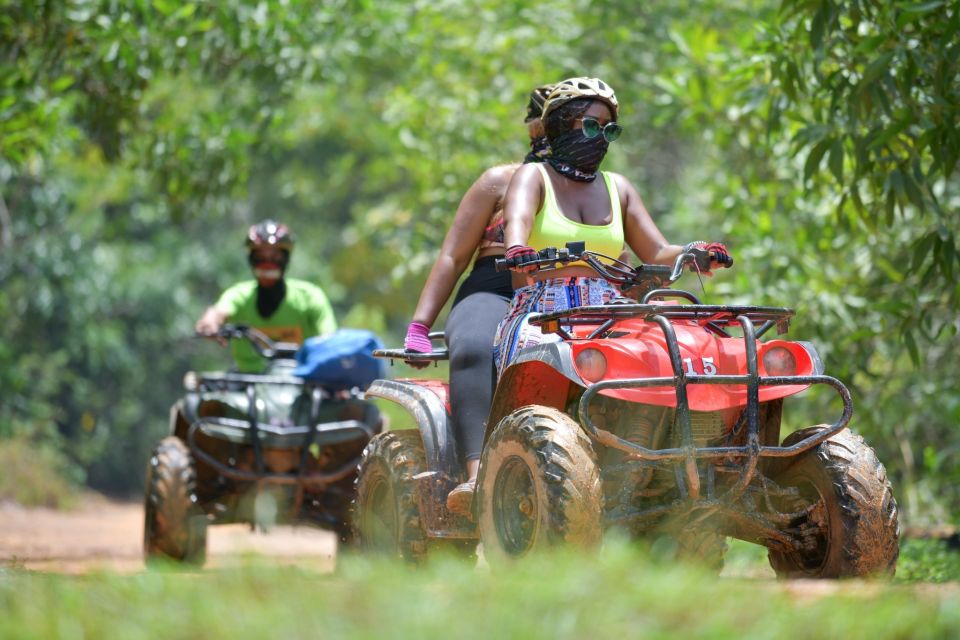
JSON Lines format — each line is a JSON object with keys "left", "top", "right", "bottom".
{"left": 216, "top": 278, "right": 337, "bottom": 372}
{"left": 527, "top": 163, "right": 625, "bottom": 259}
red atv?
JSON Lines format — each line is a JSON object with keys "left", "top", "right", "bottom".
{"left": 354, "top": 243, "right": 899, "bottom": 577}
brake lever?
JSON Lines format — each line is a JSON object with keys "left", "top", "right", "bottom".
{"left": 670, "top": 253, "right": 698, "bottom": 281}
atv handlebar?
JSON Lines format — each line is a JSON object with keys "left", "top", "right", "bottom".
{"left": 196, "top": 324, "right": 300, "bottom": 360}
{"left": 372, "top": 331, "right": 449, "bottom": 363}
{"left": 494, "top": 241, "right": 712, "bottom": 292}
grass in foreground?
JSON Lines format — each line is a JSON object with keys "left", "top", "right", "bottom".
{"left": 1, "top": 539, "right": 957, "bottom": 640}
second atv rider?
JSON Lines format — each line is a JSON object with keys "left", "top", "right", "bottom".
{"left": 195, "top": 219, "right": 337, "bottom": 370}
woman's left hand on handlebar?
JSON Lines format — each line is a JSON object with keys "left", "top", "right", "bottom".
{"left": 684, "top": 241, "right": 733, "bottom": 276}
{"left": 704, "top": 242, "right": 733, "bottom": 268}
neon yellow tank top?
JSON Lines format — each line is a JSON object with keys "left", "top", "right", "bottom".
{"left": 527, "top": 164, "right": 625, "bottom": 259}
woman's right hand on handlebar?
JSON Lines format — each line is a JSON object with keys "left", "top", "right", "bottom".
{"left": 403, "top": 321, "right": 433, "bottom": 369}
{"left": 505, "top": 244, "right": 540, "bottom": 273}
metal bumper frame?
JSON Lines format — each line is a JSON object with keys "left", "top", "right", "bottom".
{"left": 186, "top": 373, "right": 373, "bottom": 491}
{"left": 564, "top": 311, "right": 852, "bottom": 539}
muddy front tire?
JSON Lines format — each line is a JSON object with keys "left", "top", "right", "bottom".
{"left": 768, "top": 427, "right": 899, "bottom": 579}
{"left": 674, "top": 531, "right": 727, "bottom": 573}
{"left": 477, "top": 405, "right": 602, "bottom": 564}
{"left": 143, "top": 437, "right": 207, "bottom": 566}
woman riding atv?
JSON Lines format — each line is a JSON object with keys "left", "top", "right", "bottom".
{"left": 433, "top": 77, "right": 733, "bottom": 512}
{"left": 400, "top": 83, "right": 557, "bottom": 513}
{"left": 495, "top": 77, "right": 733, "bottom": 370}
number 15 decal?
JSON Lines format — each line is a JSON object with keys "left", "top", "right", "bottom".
{"left": 683, "top": 357, "right": 717, "bottom": 376}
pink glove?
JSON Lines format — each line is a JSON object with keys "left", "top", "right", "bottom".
{"left": 703, "top": 242, "right": 733, "bottom": 268}
{"left": 505, "top": 244, "right": 540, "bottom": 273}
{"left": 403, "top": 321, "right": 432, "bottom": 369}
{"left": 684, "top": 241, "right": 733, "bottom": 276}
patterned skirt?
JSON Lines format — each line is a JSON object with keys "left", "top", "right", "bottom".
{"left": 492, "top": 277, "right": 620, "bottom": 378}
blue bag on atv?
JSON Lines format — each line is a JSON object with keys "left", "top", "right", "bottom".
{"left": 292, "top": 329, "right": 386, "bottom": 390}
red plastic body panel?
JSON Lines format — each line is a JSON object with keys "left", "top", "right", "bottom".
{"left": 395, "top": 378, "right": 451, "bottom": 414}
{"left": 568, "top": 317, "right": 813, "bottom": 411}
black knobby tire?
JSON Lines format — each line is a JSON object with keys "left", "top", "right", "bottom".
{"left": 674, "top": 531, "right": 727, "bottom": 573}
{"left": 477, "top": 405, "right": 602, "bottom": 564}
{"left": 768, "top": 427, "right": 899, "bottom": 579}
{"left": 143, "top": 437, "right": 208, "bottom": 566}
{"left": 353, "top": 430, "right": 431, "bottom": 563}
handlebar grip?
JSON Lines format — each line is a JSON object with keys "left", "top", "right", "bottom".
{"left": 495, "top": 257, "right": 513, "bottom": 272}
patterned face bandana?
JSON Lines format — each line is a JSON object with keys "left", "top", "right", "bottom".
{"left": 545, "top": 128, "right": 608, "bottom": 182}
{"left": 523, "top": 135, "right": 551, "bottom": 164}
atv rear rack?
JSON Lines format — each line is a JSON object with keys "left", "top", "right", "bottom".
{"left": 562, "top": 312, "right": 852, "bottom": 506}
{"left": 373, "top": 331, "right": 449, "bottom": 363}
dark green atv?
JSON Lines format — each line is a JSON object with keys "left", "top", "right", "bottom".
{"left": 143, "top": 325, "right": 382, "bottom": 566}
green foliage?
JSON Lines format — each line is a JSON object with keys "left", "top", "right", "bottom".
{"left": 1, "top": 543, "right": 958, "bottom": 638}
{"left": 773, "top": 1, "right": 958, "bottom": 218}
{"left": 0, "top": 438, "right": 79, "bottom": 508}
{"left": 897, "top": 538, "right": 960, "bottom": 584}
{"left": 758, "top": 0, "right": 960, "bottom": 351}
{"left": 0, "top": 0, "right": 957, "bottom": 525}
{"left": 635, "top": 0, "right": 959, "bottom": 523}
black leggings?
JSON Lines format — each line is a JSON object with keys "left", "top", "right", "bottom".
{"left": 445, "top": 291, "right": 510, "bottom": 461}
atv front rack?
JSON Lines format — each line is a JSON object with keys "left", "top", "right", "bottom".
{"left": 530, "top": 303, "right": 795, "bottom": 340}
{"left": 533, "top": 308, "right": 851, "bottom": 507}
{"left": 187, "top": 375, "right": 374, "bottom": 490}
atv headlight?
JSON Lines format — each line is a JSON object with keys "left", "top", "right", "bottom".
{"left": 183, "top": 370, "right": 199, "bottom": 391}
{"left": 762, "top": 346, "right": 797, "bottom": 376}
{"left": 575, "top": 348, "right": 607, "bottom": 383}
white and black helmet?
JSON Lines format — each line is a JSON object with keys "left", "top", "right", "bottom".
{"left": 245, "top": 219, "right": 294, "bottom": 253}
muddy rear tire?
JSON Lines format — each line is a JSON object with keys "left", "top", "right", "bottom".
{"left": 477, "top": 405, "right": 602, "bottom": 564}
{"left": 143, "top": 437, "right": 207, "bottom": 566}
{"left": 768, "top": 427, "right": 899, "bottom": 578}
{"left": 353, "top": 430, "right": 430, "bottom": 563}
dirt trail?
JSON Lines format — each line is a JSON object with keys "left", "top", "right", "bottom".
{"left": 0, "top": 494, "right": 337, "bottom": 574}
{"left": 3, "top": 495, "right": 958, "bottom": 602}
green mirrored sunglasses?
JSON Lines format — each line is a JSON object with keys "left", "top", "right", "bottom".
{"left": 580, "top": 116, "right": 623, "bottom": 142}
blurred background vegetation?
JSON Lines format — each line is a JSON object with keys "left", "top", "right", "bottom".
{"left": 1, "top": 0, "right": 957, "bottom": 529}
